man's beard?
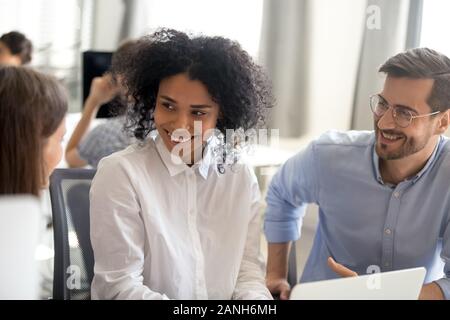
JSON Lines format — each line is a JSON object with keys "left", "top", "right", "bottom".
{"left": 374, "top": 123, "right": 431, "bottom": 160}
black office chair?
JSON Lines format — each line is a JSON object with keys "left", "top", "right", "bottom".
{"left": 287, "top": 241, "right": 298, "bottom": 287}
{"left": 49, "top": 168, "right": 96, "bottom": 300}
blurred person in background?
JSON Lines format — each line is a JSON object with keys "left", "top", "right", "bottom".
{"left": 0, "top": 31, "right": 33, "bottom": 66}
{"left": 65, "top": 40, "right": 137, "bottom": 168}
{"left": 0, "top": 66, "right": 68, "bottom": 299}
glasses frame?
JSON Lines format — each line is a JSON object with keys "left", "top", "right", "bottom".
{"left": 369, "top": 94, "right": 440, "bottom": 128}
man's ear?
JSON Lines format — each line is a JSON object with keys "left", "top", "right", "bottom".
{"left": 435, "top": 110, "right": 450, "bottom": 135}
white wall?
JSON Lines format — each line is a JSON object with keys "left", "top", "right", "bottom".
{"left": 304, "top": 0, "right": 367, "bottom": 137}
{"left": 287, "top": 0, "right": 367, "bottom": 276}
{"left": 91, "top": 0, "right": 124, "bottom": 51}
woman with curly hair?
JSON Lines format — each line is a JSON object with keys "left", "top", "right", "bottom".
{"left": 89, "top": 29, "right": 274, "bottom": 300}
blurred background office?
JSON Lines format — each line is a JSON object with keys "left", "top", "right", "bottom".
{"left": 1, "top": 0, "right": 450, "bottom": 298}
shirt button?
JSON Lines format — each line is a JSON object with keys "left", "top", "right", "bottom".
{"left": 394, "top": 192, "right": 400, "bottom": 198}
{"left": 385, "top": 228, "right": 392, "bottom": 235}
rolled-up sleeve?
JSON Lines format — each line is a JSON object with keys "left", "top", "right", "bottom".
{"left": 264, "top": 141, "right": 319, "bottom": 243}
{"left": 90, "top": 156, "right": 169, "bottom": 300}
{"left": 435, "top": 218, "right": 450, "bottom": 300}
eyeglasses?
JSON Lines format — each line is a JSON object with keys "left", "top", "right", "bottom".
{"left": 369, "top": 94, "right": 440, "bottom": 128}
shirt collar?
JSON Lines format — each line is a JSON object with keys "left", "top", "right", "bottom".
{"left": 198, "top": 141, "right": 213, "bottom": 179}
{"left": 372, "top": 134, "right": 444, "bottom": 185}
{"left": 154, "top": 133, "right": 212, "bottom": 180}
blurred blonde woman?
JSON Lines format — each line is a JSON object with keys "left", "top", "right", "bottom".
{"left": 0, "top": 66, "right": 67, "bottom": 196}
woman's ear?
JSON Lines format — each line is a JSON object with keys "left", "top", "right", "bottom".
{"left": 10, "top": 55, "right": 22, "bottom": 66}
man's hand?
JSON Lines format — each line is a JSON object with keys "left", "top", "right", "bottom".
{"left": 327, "top": 257, "right": 358, "bottom": 277}
{"left": 328, "top": 257, "right": 445, "bottom": 300}
{"left": 266, "top": 276, "right": 291, "bottom": 300}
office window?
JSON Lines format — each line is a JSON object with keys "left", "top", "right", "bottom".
{"left": 420, "top": 0, "right": 450, "bottom": 56}
{"left": 0, "top": 0, "right": 93, "bottom": 102}
{"left": 141, "top": 0, "right": 264, "bottom": 58}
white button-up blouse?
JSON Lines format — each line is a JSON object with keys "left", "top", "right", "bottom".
{"left": 90, "top": 134, "right": 272, "bottom": 300}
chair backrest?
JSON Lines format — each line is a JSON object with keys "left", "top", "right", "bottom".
{"left": 49, "top": 168, "right": 96, "bottom": 300}
{"left": 287, "top": 241, "right": 298, "bottom": 287}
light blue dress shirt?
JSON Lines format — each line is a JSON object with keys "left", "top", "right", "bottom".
{"left": 264, "top": 130, "right": 450, "bottom": 299}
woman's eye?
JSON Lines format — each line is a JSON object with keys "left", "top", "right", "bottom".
{"left": 192, "top": 111, "right": 206, "bottom": 116}
{"left": 162, "top": 102, "right": 175, "bottom": 110}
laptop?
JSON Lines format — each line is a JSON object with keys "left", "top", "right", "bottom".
{"left": 82, "top": 51, "right": 115, "bottom": 118}
{"left": 0, "top": 195, "right": 41, "bottom": 299}
{"left": 290, "top": 267, "right": 426, "bottom": 300}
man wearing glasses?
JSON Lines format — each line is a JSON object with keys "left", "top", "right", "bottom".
{"left": 264, "top": 48, "right": 450, "bottom": 300}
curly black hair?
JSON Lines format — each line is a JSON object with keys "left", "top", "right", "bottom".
{"left": 111, "top": 28, "right": 274, "bottom": 142}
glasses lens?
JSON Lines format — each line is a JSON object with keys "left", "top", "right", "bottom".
{"left": 370, "top": 95, "right": 387, "bottom": 117}
{"left": 392, "top": 107, "right": 412, "bottom": 128}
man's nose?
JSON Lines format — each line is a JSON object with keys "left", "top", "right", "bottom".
{"left": 377, "top": 107, "right": 396, "bottom": 130}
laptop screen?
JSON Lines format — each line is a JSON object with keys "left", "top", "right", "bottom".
{"left": 82, "top": 51, "right": 115, "bottom": 118}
